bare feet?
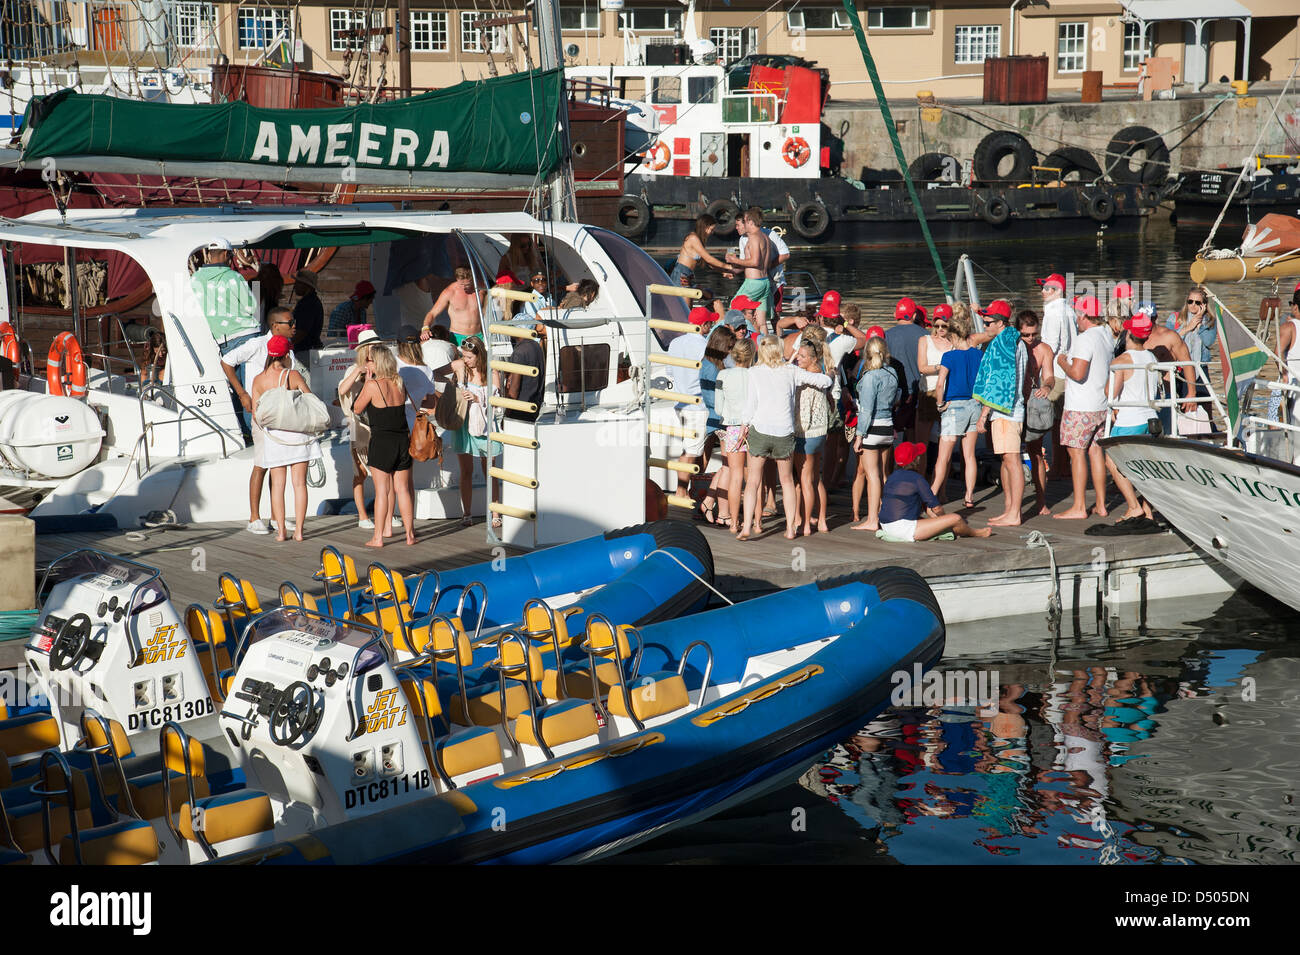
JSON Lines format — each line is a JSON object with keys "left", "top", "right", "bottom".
{"left": 972, "top": 527, "right": 993, "bottom": 537}
{"left": 817, "top": 522, "right": 830, "bottom": 533}
{"left": 1054, "top": 508, "right": 1088, "bottom": 519}
{"left": 1037, "top": 505, "right": 1051, "bottom": 516}
{"left": 1120, "top": 507, "right": 1145, "bottom": 520}
{"left": 784, "top": 529, "right": 798, "bottom": 540}
{"left": 987, "top": 514, "right": 1021, "bottom": 527}
{"left": 275, "top": 534, "right": 287, "bottom": 542}
{"left": 1091, "top": 505, "right": 1109, "bottom": 518}
{"left": 851, "top": 520, "right": 880, "bottom": 531}
{"left": 405, "top": 534, "right": 417, "bottom": 546}
{"left": 737, "top": 529, "right": 751, "bottom": 541}
{"left": 364, "top": 538, "right": 383, "bottom": 548}
{"left": 801, "top": 524, "right": 813, "bottom": 536}
{"left": 293, "top": 533, "right": 305, "bottom": 542}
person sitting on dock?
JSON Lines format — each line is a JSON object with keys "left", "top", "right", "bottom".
{"left": 329, "top": 280, "right": 377, "bottom": 338}
{"left": 1054, "top": 295, "right": 1115, "bottom": 520}
{"left": 725, "top": 210, "right": 775, "bottom": 335}
{"left": 670, "top": 214, "right": 735, "bottom": 287}
{"left": 873, "top": 441, "right": 991, "bottom": 542}
{"left": 421, "top": 267, "right": 484, "bottom": 345}
{"left": 973, "top": 300, "right": 1027, "bottom": 527}
{"left": 191, "top": 237, "right": 259, "bottom": 345}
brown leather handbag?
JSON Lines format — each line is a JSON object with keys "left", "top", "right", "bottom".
{"left": 408, "top": 410, "right": 443, "bottom": 462}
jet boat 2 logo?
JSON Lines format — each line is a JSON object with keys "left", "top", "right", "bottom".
{"left": 890, "top": 664, "right": 999, "bottom": 716}
{"left": 141, "top": 623, "right": 187, "bottom": 665}
{"left": 50, "top": 886, "right": 151, "bottom": 935}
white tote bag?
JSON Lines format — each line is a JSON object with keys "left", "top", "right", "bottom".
{"left": 255, "top": 370, "right": 331, "bottom": 434}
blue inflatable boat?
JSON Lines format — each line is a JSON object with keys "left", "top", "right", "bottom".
{"left": 221, "top": 566, "right": 945, "bottom": 865}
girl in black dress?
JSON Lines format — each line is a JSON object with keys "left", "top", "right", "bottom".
{"left": 352, "top": 345, "right": 417, "bottom": 547}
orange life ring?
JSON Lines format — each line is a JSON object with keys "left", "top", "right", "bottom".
{"left": 642, "top": 141, "right": 671, "bottom": 172}
{"left": 0, "top": 322, "right": 18, "bottom": 365}
{"left": 783, "top": 136, "right": 811, "bottom": 169}
{"left": 47, "top": 331, "right": 89, "bottom": 399}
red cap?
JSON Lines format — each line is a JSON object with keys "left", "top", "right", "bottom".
{"left": 1073, "top": 294, "right": 1101, "bottom": 318}
{"left": 1113, "top": 282, "right": 1133, "bottom": 299}
{"left": 894, "top": 297, "right": 921, "bottom": 322}
{"left": 818, "top": 290, "right": 842, "bottom": 319}
{"left": 267, "top": 334, "right": 292, "bottom": 358}
{"left": 1036, "top": 273, "right": 1066, "bottom": 292}
{"left": 894, "top": 441, "right": 927, "bottom": 468}
{"left": 495, "top": 270, "right": 518, "bottom": 285}
{"left": 352, "top": 280, "right": 376, "bottom": 299}
{"left": 731, "top": 294, "right": 761, "bottom": 311}
{"left": 1123, "top": 313, "right": 1154, "bottom": 338}
{"left": 688, "top": 306, "right": 715, "bottom": 325}
{"left": 932, "top": 303, "right": 953, "bottom": 322}
{"left": 978, "top": 299, "right": 1012, "bottom": 320}
{"left": 866, "top": 325, "right": 886, "bottom": 339}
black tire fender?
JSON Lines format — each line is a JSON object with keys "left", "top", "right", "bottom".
{"left": 791, "top": 201, "right": 831, "bottom": 240}
{"left": 613, "top": 195, "right": 651, "bottom": 238}
{"left": 973, "top": 130, "right": 1036, "bottom": 183}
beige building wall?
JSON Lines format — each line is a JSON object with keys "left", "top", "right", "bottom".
{"left": 200, "top": 2, "right": 1294, "bottom": 99}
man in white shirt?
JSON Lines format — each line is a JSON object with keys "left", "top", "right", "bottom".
{"left": 1054, "top": 295, "right": 1114, "bottom": 520}
{"left": 1037, "top": 272, "right": 1077, "bottom": 477}
{"left": 521, "top": 270, "right": 555, "bottom": 320}
{"left": 220, "top": 307, "right": 301, "bottom": 534}
{"left": 667, "top": 307, "right": 713, "bottom": 503}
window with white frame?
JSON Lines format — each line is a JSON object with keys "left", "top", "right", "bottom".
{"left": 787, "top": 7, "right": 852, "bottom": 31}
{"left": 1057, "top": 21, "right": 1087, "bottom": 72}
{"left": 619, "top": 7, "right": 682, "bottom": 32}
{"left": 237, "top": 7, "right": 291, "bottom": 50}
{"left": 560, "top": 5, "right": 599, "bottom": 31}
{"left": 331, "top": 9, "right": 384, "bottom": 52}
{"left": 168, "top": 2, "right": 217, "bottom": 49}
{"left": 409, "top": 10, "right": 448, "bottom": 52}
{"left": 954, "top": 24, "right": 999, "bottom": 63}
{"left": 461, "top": 11, "right": 509, "bottom": 53}
{"left": 1122, "top": 20, "right": 1144, "bottom": 71}
{"left": 867, "top": 6, "right": 930, "bottom": 30}
{"left": 710, "top": 27, "right": 757, "bottom": 63}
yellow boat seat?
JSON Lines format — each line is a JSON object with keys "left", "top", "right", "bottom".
{"left": 544, "top": 619, "right": 636, "bottom": 702}
{"left": 179, "top": 790, "right": 274, "bottom": 846}
{"left": 400, "top": 676, "right": 503, "bottom": 783}
{"left": 60, "top": 818, "right": 158, "bottom": 866}
{"left": 606, "top": 672, "right": 691, "bottom": 723}
{"left": 320, "top": 550, "right": 361, "bottom": 589}
{"left": 280, "top": 589, "right": 319, "bottom": 613}
{"left": 0, "top": 712, "right": 62, "bottom": 760}
{"left": 7, "top": 768, "right": 93, "bottom": 853}
{"left": 219, "top": 576, "right": 262, "bottom": 614}
{"left": 449, "top": 640, "right": 544, "bottom": 727}
{"left": 513, "top": 699, "right": 600, "bottom": 749}
{"left": 124, "top": 734, "right": 210, "bottom": 820}
{"left": 522, "top": 604, "right": 584, "bottom": 651}
{"left": 185, "top": 605, "right": 232, "bottom": 700}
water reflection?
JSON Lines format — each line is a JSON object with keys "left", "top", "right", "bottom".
{"left": 799, "top": 593, "right": 1300, "bottom": 865}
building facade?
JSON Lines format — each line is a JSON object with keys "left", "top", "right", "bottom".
{"left": 5, "top": 1, "right": 1297, "bottom": 101}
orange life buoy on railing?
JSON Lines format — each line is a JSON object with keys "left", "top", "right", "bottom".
{"left": 641, "top": 141, "right": 671, "bottom": 172}
{"left": 0, "top": 322, "right": 18, "bottom": 365}
{"left": 47, "top": 331, "right": 89, "bottom": 399}
{"left": 783, "top": 136, "right": 811, "bottom": 169}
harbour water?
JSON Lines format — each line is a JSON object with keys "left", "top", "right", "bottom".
{"left": 620, "top": 588, "right": 1300, "bottom": 864}
{"left": 756, "top": 216, "right": 1264, "bottom": 332}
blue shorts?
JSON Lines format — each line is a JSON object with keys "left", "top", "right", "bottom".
{"left": 794, "top": 434, "right": 826, "bottom": 456}
{"left": 940, "top": 398, "right": 980, "bottom": 437}
{"left": 1109, "top": 422, "right": 1151, "bottom": 437}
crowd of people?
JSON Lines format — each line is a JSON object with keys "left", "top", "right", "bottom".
{"left": 202, "top": 233, "right": 586, "bottom": 545}
{"left": 661, "top": 237, "right": 1220, "bottom": 542}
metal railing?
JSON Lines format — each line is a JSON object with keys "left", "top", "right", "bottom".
{"left": 138, "top": 381, "right": 246, "bottom": 468}
{"left": 1104, "top": 358, "right": 1229, "bottom": 443}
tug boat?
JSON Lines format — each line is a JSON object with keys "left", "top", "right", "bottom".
{"left": 0, "top": 533, "right": 943, "bottom": 865}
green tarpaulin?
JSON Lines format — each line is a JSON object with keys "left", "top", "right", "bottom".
{"left": 20, "top": 68, "right": 564, "bottom": 187}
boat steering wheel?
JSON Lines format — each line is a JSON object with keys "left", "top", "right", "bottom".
{"left": 269, "top": 681, "right": 321, "bottom": 747}
{"left": 48, "top": 613, "right": 92, "bottom": 672}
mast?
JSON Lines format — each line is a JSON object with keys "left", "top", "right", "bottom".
{"left": 536, "top": 0, "right": 577, "bottom": 221}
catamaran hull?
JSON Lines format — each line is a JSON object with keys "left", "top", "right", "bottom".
{"left": 1102, "top": 435, "right": 1300, "bottom": 612}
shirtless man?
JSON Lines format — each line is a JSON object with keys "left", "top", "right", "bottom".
{"left": 421, "top": 266, "right": 484, "bottom": 344}
{"left": 725, "top": 210, "right": 774, "bottom": 334}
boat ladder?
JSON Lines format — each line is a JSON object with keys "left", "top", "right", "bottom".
{"left": 643, "top": 282, "right": 704, "bottom": 514}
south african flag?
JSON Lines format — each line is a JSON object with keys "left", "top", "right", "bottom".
{"left": 1214, "top": 300, "right": 1270, "bottom": 437}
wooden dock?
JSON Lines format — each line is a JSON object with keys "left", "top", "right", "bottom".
{"left": 27, "top": 476, "right": 1196, "bottom": 613}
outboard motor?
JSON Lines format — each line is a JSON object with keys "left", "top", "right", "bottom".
{"left": 25, "top": 551, "right": 216, "bottom": 754}
{"left": 217, "top": 608, "right": 433, "bottom": 831}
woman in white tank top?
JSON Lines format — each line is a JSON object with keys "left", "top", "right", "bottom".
{"left": 1102, "top": 319, "right": 1158, "bottom": 523}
